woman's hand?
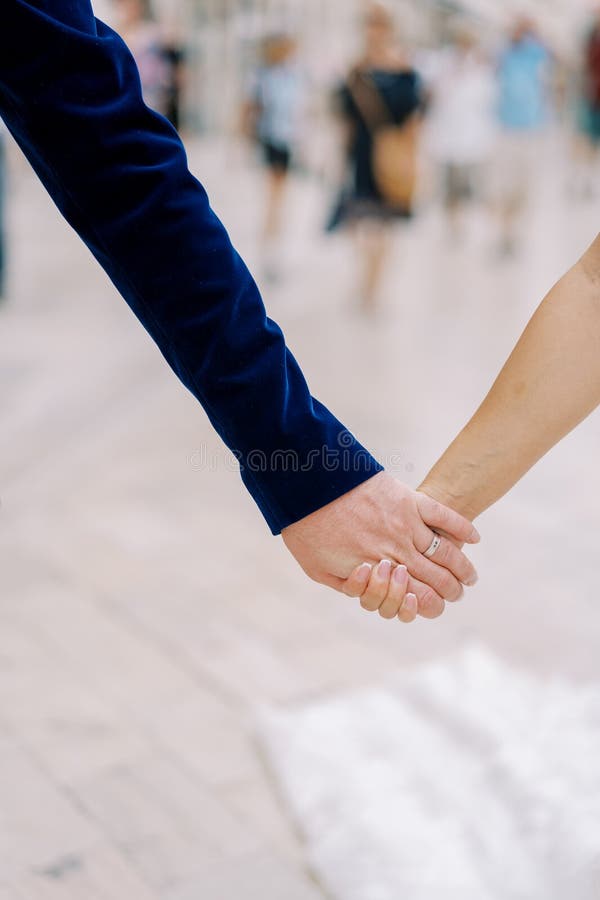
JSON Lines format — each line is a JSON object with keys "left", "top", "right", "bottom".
{"left": 342, "top": 560, "right": 419, "bottom": 623}
{"left": 282, "top": 471, "right": 479, "bottom": 620}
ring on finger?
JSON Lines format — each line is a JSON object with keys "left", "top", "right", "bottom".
{"left": 423, "top": 533, "right": 442, "bottom": 559}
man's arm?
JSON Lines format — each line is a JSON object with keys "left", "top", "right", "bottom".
{"left": 1, "top": 0, "right": 381, "bottom": 534}
{"left": 420, "top": 236, "right": 600, "bottom": 520}
{"left": 1, "top": 1, "right": 479, "bottom": 612}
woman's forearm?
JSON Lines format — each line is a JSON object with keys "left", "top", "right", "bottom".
{"left": 420, "top": 236, "right": 600, "bottom": 520}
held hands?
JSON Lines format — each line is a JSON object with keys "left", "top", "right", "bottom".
{"left": 282, "top": 471, "right": 479, "bottom": 622}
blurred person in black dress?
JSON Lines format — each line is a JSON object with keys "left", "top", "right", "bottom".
{"left": 337, "top": 3, "right": 424, "bottom": 314}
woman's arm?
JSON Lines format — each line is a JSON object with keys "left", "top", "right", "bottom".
{"left": 419, "top": 236, "right": 600, "bottom": 520}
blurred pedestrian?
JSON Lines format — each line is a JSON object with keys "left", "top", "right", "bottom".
{"left": 113, "top": 0, "right": 175, "bottom": 125}
{"left": 244, "top": 34, "right": 306, "bottom": 283}
{"left": 425, "top": 26, "right": 496, "bottom": 242}
{"left": 572, "top": 9, "right": 600, "bottom": 199}
{"left": 335, "top": 2, "right": 424, "bottom": 314}
{"left": 0, "top": 123, "right": 6, "bottom": 302}
{"left": 163, "top": 38, "right": 186, "bottom": 133}
{"left": 494, "top": 17, "right": 552, "bottom": 256}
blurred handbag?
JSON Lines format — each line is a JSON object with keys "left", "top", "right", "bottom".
{"left": 348, "top": 70, "right": 420, "bottom": 210}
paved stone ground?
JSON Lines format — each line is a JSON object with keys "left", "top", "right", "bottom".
{"left": 1, "top": 136, "right": 600, "bottom": 898}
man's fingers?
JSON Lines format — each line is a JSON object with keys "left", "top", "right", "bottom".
{"left": 428, "top": 535, "right": 478, "bottom": 586}
{"left": 378, "top": 564, "right": 409, "bottom": 619}
{"left": 407, "top": 575, "right": 446, "bottom": 619}
{"left": 398, "top": 592, "right": 418, "bottom": 623}
{"left": 414, "top": 526, "right": 478, "bottom": 587}
{"left": 409, "top": 552, "right": 464, "bottom": 601}
{"left": 416, "top": 492, "right": 480, "bottom": 544}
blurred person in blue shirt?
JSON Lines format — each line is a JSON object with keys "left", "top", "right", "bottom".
{"left": 494, "top": 17, "right": 552, "bottom": 256}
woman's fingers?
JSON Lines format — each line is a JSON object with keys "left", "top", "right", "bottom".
{"left": 360, "top": 559, "right": 394, "bottom": 611}
{"left": 378, "top": 564, "right": 409, "bottom": 619}
{"left": 341, "top": 561, "right": 445, "bottom": 622}
{"left": 416, "top": 492, "right": 480, "bottom": 544}
{"left": 349, "top": 560, "right": 416, "bottom": 623}
{"left": 341, "top": 562, "right": 374, "bottom": 598}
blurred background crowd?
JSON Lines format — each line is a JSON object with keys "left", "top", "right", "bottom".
{"left": 4, "top": 0, "right": 600, "bottom": 313}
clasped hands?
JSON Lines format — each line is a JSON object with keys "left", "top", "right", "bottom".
{"left": 282, "top": 471, "right": 479, "bottom": 624}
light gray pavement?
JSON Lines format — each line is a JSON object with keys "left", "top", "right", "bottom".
{"left": 1, "top": 135, "right": 600, "bottom": 898}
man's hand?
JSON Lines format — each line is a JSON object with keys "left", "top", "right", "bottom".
{"left": 282, "top": 472, "right": 480, "bottom": 620}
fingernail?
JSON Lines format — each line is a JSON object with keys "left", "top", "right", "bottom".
{"left": 393, "top": 564, "right": 408, "bottom": 584}
{"left": 377, "top": 559, "right": 392, "bottom": 578}
{"left": 357, "top": 563, "right": 373, "bottom": 578}
{"left": 465, "top": 573, "right": 478, "bottom": 587}
{"left": 470, "top": 526, "right": 481, "bottom": 543}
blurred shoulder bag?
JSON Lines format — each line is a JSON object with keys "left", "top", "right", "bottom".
{"left": 348, "top": 70, "right": 420, "bottom": 210}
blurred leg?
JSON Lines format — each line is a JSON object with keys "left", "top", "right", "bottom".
{"left": 262, "top": 166, "right": 288, "bottom": 282}
{"left": 264, "top": 167, "right": 288, "bottom": 243}
{"left": 355, "top": 219, "right": 391, "bottom": 314}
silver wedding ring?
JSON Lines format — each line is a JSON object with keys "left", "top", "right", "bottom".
{"left": 424, "top": 533, "right": 442, "bottom": 559}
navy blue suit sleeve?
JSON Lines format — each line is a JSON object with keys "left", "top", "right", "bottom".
{"left": 0, "top": 1, "right": 382, "bottom": 533}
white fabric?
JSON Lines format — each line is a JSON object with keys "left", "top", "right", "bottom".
{"left": 258, "top": 646, "right": 600, "bottom": 900}
{"left": 424, "top": 48, "right": 498, "bottom": 165}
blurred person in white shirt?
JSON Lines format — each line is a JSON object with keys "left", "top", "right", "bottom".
{"left": 425, "top": 26, "right": 497, "bottom": 242}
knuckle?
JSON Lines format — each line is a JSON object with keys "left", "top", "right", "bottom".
{"left": 435, "top": 570, "right": 455, "bottom": 597}
{"left": 435, "top": 541, "right": 452, "bottom": 565}
{"left": 419, "top": 589, "right": 444, "bottom": 618}
{"left": 308, "top": 568, "right": 325, "bottom": 586}
{"left": 443, "top": 577, "right": 462, "bottom": 601}
{"left": 418, "top": 588, "right": 436, "bottom": 611}
{"left": 427, "top": 600, "right": 446, "bottom": 619}
{"left": 431, "top": 499, "right": 448, "bottom": 522}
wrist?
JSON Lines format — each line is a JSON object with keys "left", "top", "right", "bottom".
{"left": 417, "top": 477, "right": 481, "bottom": 523}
